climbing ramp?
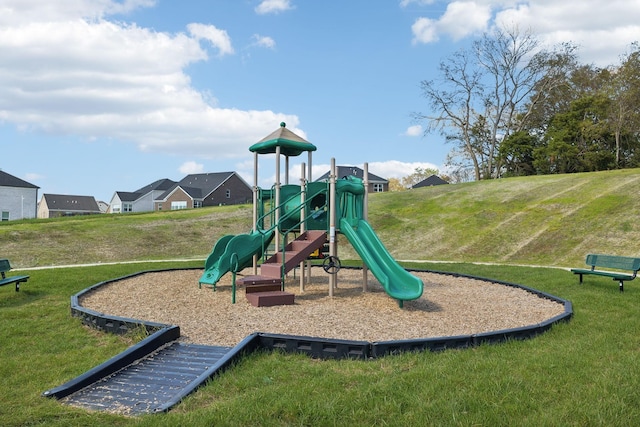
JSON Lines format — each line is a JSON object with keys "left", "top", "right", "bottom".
{"left": 62, "top": 343, "right": 231, "bottom": 415}
{"left": 42, "top": 326, "right": 254, "bottom": 415}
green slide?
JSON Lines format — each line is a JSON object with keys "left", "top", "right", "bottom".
{"left": 199, "top": 229, "right": 275, "bottom": 287}
{"left": 340, "top": 218, "right": 423, "bottom": 307}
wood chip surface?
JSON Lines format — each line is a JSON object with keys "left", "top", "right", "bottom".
{"left": 79, "top": 267, "right": 566, "bottom": 347}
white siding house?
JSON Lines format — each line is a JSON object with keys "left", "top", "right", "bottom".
{"left": 0, "top": 170, "right": 39, "bottom": 221}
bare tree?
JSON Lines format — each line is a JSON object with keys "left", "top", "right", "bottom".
{"left": 416, "top": 47, "right": 483, "bottom": 179}
{"left": 415, "top": 26, "right": 576, "bottom": 180}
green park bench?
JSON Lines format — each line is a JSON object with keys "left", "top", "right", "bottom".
{"left": 571, "top": 254, "right": 640, "bottom": 292}
{"left": 0, "top": 259, "right": 29, "bottom": 292}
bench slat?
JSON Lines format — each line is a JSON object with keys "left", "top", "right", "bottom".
{"left": 585, "top": 254, "right": 640, "bottom": 271}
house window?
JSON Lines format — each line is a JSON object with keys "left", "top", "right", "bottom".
{"left": 171, "top": 201, "right": 187, "bottom": 210}
{"left": 123, "top": 203, "right": 133, "bottom": 212}
{"left": 373, "top": 183, "right": 384, "bottom": 193}
{"left": 194, "top": 201, "right": 202, "bottom": 208}
{"left": 157, "top": 203, "right": 162, "bottom": 211}
{"left": 225, "top": 189, "right": 231, "bottom": 198}
{"left": 1, "top": 211, "right": 8, "bottom": 221}
{"left": 111, "top": 205, "right": 121, "bottom": 213}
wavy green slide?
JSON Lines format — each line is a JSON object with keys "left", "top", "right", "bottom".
{"left": 199, "top": 229, "right": 274, "bottom": 287}
{"left": 340, "top": 218, "right": 423, "bottom": 307}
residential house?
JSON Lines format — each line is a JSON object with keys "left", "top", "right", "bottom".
{"left": 37, "top": 194, "right": 102, "bottom": 218}
{"left": 154, "top": 172, "right": 252, "bottom": 211}
{"left": 315, "top": 166, "right": 389, "bottom": 193}
{"left": 0, "top": 170, "right": 39, "bottom": 221}
{"left": 108, "top": 178, "right": 176, "bottom": 213}
{"left": 412, "top": 175, "right": 449, "bottom": 188}
{"left": 96, "top": 200, "right": 109, "bottom": 213}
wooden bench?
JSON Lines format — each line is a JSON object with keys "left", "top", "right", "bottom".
{"left": 0, "top": 259, "right": 29, "bottom": 292}
{"left": 571, "top": 254, "right": 640, "bottom": 292}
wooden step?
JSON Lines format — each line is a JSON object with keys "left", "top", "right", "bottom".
{"left": 246, "top": 291, "right": 295, "bottom": 307}
{"left": 245, "top": 283, "right": 282, "bottom": 293}
{"left": 237, "top": 275, "right": 282, "bottom": 286}
{"left": 259, "top": 263, "right": 283, "bottom": 278}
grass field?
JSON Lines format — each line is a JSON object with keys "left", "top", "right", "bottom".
{"left": 2, "top": 169, "right": 640, "bottom": 425}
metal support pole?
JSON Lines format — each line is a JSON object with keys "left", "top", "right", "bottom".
{"left": 362, "top": 162, "right": 369, "bottom": 292}
{"left": 252, "top": 151, "right": 259, "bottom": 275}
{"left": 299, "top": 162, "right": 306, "bottom": 293}
{"left": 285, "top": 156, "right": 290, "bottom": 185}
{"left": 329, "top": 158, "right": 337, "bottom": 296}
{"left": 306, "top": 150, "right": 313, "bottom": 284}
{"left": 274, "top": 146, "right": 281, "bottom": 251}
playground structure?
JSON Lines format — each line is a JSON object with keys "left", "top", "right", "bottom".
{"left": 199, "top": 122, "right": 424, "bottom": 307}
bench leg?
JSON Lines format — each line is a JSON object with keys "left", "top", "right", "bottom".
{"left": 619, "top": 280, "right": 624, "bottom": 292}
{"left": 15, "top": 282, "right": 19, "bottom": 292}
{"left": 578, "top": 274, "right": 583, "bottom": 284}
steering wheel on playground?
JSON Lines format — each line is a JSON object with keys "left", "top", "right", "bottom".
{"left": 322, "top": 255, "right": 341, "bottom": 274}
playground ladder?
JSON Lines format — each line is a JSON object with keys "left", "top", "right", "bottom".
{"left": 238, "top": 230, "right": 326, "bottom": 307}
{"left": 259, "top": 230, "right": 327, "bottom": 279}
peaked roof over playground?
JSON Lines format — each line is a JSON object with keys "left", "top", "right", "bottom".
{"left": 249, "top": 122, "right": 316, "bottom": 156}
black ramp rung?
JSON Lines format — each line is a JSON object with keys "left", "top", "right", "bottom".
{"left": 110, "top": 373, "right": 196, "bottom": 387}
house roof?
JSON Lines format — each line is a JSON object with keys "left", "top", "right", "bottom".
{"left": 412, "top": 175, "right": 449, "bottom": 188}
{"left": 112, "top": 178, "right": 177, "bottom": 204}
{"left": 42, "top": 194, "right": 101, "bottom": 213}
{"left": 115, "top": 191, "right": 141, "bottom": 202}
{"left": 0, "top": 170, "right": 39, "bottom": 189}
{"left": 315, "top": 166, "right": 388, "bottom": 183}
{"left": 158, "top": 172, "right": 245, "bottom": 200}
{"left": 134, "top": 178, "right": 176, "bottom": 194}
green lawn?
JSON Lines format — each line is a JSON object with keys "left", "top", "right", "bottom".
{"left": 3, "top": 169, "right": 640, "bottom": 425}
{"left": 2, "top": 260, "right": 640, "bottom": 426}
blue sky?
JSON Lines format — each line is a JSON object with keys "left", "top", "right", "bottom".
{"left": 2, "top": 0, "right": 640, "bottom": 202}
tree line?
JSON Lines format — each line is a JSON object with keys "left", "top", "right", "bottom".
{"left": 415, "top": 27, "right": 640, "bottom": 181}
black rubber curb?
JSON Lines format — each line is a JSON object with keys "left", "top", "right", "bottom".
{"left": 43, "top": 266, "right": 573, "bottom": 412}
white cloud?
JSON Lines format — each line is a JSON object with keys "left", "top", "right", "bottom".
{"left": 255, "top": 0, "right": 293, "bottom": 15}
{"left": 404, "top": 124, "right": 423, "bottom": 137}
{"left": 411, "top": 1, "right": 640, "bottom": 67}
{"left": 366, "top": 160, "right": 440, "bottom": 179}
{"left": 0, "top": 0, "right": 155, "bottom": 24}
{"left": 25, "top": 172, "right": 45, "bottom": 182}
{"left": 187, "top": 23, "right": 234, "bottom": 56}
{"left": 412, "top": 17, "right": 439, "bottom": 44}
{"left": 285, "top": 160, "right": 440, "bottom": 183}
{"left": 494, "top": 1, "right": 640, "bottom": 66}
{"left": 251, "top": 34, "right": 276, "bottom": 49}
{"left": 179, "top": 161, "right": 204, "bottom": 174}
{"left": 412, "top": 1, "right": 490, "bottom": 44}
{"left": 437, "top": 2, "right": 491, "bottom": 40}
{"left": 0, "top": 1, "right": 300, "bottom": 160}
{"left": 400, "top": 0, "right": 436, "bottom": 7}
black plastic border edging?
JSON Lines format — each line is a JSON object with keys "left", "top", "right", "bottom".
{"left": 258, "top": 333, "right": 371, "bottom": 359}
{"left": 42, "top": 325, "right": 180, "bottom": 399}
{"left": 44, "top": 266, "right": 573, "bottom": 412}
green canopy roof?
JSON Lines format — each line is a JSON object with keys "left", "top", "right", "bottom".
{"left": 250, "top": 122, "right": 316, "bottom": 156}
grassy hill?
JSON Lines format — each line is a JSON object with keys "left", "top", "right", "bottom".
{"left": 3, "top": 168, "right": 639, "bottom": 269}
{"left": 368, "top": 168, "right": 640, "bottom": 267}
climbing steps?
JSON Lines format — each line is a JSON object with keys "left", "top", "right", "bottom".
{"left": 259, "top": 230, "right": 327, "bottom": 278}
{"left": 239, "top": 230, "right": 327, "bottom": 307}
